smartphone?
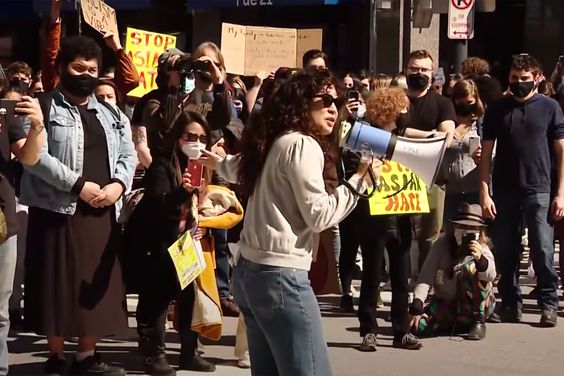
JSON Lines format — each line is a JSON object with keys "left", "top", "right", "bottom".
{"left": 187, "top": 161, "right": 203, "bottom": 189}
{"left": 462, "top": 232, "right": 479, "bottom": 252}
{"left": 468, "top": 135, "right": 481, "bottom": 156}
{"left": 347, "top": 90, "right": 360, "bottom": 101}
{"left": 0, "top": 99, "right": 20, "bottom": 117}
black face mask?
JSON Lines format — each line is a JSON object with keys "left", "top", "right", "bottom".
{"left": 509, "top": 81, "right": 535, "bottom": 99}
{"left": 454, "top": 102, "right": 478, "bottom": 117}
{"left": 60, "top": 72, "right": 98, "bottom": 98}
{"left": 407, "top": 73, "right": 430, "bottom": 91}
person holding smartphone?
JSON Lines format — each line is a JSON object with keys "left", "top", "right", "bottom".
{"left": 409, "top": 203, "right": 497, "bottom": 341}
{"left": 441, "top": 79, "right": 486, "bottom": 226}
{"left": 124, "top": 111, "right": 220, "bottom": 374}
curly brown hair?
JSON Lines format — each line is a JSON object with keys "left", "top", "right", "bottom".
{"left": 238, "top": 69, "right": 336, "bottom": 195}
{"left": 364, "top": 87, "right": 409, "bottom": 127}
{"left": 461, "top": 57, "right": 490, "bottom": 76}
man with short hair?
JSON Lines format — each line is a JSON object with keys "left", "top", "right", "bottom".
{"left": 480, "top": 54, "right": 564, "bottom": 327}
{"left": 302, "top": 49, "right": 328, "bottom": 70}
{"left": 403, "top": 49, "right": 456, "bottom": 270}
{"left": 5, "top": 61, "right": 33, "bottom": 94}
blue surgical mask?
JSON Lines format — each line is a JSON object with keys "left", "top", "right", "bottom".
{"left": 181, "top": 76, "right": 195, "bottom": 95}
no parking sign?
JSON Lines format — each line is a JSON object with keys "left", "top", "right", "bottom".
{"left": 448, "top": 0, "right": 475, "bottom": 39}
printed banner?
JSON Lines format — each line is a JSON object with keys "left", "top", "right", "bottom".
{"left": 125, "top": 27, "right": 177, "bottom": 97}
{"left": 168, "top": 231, "right": 207, "bottom": 290}
{"left": 369, "top": 160, "right": 430, "bottom": 216}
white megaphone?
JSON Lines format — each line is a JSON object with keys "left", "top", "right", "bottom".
{"left": 342, "top": 120, "right": 448, "bottom": 187}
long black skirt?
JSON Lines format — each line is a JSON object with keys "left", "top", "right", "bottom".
{"left": 24, "top": 203, "right": 128, "bottom": 337}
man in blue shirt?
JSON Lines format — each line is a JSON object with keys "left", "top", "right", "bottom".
{"left": 480, "top": 54, "right": 564, "bottom": 327}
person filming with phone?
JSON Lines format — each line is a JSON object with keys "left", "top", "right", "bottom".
{"left": 442, "top": 79, "right": 486, "bottom": 225}
{"left": 409, "top": 203, "right": 497, "bottom": 341}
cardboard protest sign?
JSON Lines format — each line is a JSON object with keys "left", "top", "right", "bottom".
{"left": 80, "top": 0, "right": 119, "bottom": 37}
{"left": 296, "top": 29, "right": 323, "bottom": 68}
{"left": 368, "top": 160, "right": 430, "bottom": 216}
{"left": 221, "top": 22, "right": 323, "bottom": 76}
{"left": 125, "top": 27, "right": 176, "bottom": 97}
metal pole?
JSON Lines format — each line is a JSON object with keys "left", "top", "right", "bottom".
{"left": 453, "top": 39, "right": 468, "bottom": 74}
{"left": 368, "top": 0, "right": 378, "bottom": 74}
{"left": 76, "top": 0, "right": 82, "bottom": 35}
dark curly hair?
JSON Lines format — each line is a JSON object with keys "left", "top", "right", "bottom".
{"left": 511, "top": 54, "right": 542, "bottom": 77}
{"left": 238, "top": 69, "right": 336, "bottom": 195}
{"left": 56, "top": 35, "right": 103, "bottom": 71}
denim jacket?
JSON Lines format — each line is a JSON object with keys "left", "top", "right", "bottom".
{"left": 20, "top": 91, "right": 137, "bottom": 217}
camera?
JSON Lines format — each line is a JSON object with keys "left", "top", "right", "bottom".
{"left": 173, "top": 57, "right": 210, "bottom": 75}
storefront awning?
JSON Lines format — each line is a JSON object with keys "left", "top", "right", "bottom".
{"left": 186, "top": 0, "right": 342, "bottom": 10}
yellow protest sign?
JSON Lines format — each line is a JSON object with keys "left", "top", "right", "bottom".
{"left": 369, "top": 160, "right": 430, "bottom": 216}
{"left": 125, "top": 27, "right": 177, "bottom": 97}
{"left": 168, "top": 231, "right": 206, "bottom": 290}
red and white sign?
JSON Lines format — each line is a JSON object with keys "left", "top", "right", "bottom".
{"left": 448, "top": 0, "right": 475, "bottom": 40}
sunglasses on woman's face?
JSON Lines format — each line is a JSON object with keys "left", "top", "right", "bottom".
{"left": 313, "top": 94, "right": 345, "bottom": 109}
{"left": 181, "top": 132, "right": 208, "bottom": 143}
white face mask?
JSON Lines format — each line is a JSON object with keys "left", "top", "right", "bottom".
{"left": 181, "top": 76, "right": 196, "bottom": 95}
{"left": 454, "top": 229, "right": 479, "bottom": 246}
{"left": 181, "top": 142, "right": 204, "bottom": 160}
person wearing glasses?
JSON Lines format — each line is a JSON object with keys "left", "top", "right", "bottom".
{"left": 199, "top": 69, "right": 370, "bottom": 376}
{"left": 125, "top": 111, "right": 220, "bottom": 374}
{"left": 402, "top": 50, "right": 457, "bottom": 274}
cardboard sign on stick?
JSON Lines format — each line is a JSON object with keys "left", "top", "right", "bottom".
{"left": 81, "top": 0, "right": 119, "bottom": 36}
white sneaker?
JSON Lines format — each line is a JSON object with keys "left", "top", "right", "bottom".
{"left": 237, "top": 352, "right": 251, "bottom": 369}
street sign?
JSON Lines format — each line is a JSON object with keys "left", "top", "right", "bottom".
{"left": 448, "top": 0, "right": 475, "bottom": 39}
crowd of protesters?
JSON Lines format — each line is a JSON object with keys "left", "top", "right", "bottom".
{"left": 0, "top": 1, "right": 564, "bottom": 375}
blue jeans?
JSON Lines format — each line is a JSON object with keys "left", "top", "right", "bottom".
{"left": 212, "top": 229, "right": 231, "bottom": 298}
{"left": 233, "top": 257, "right": 333, "bottom": 376}
{"left": 0, "top": 236, "right": 17, "bottom": 376}
{"left": 493, "top": 193, "right": 559, "bottom": 310}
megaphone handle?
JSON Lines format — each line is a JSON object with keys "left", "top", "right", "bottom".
{"left": 343, "top": 167, "right": 378, "bottom": 200}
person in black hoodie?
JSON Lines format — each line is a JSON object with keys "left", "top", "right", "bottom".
{"left": 124, "top": 111, "right": 215, "bottom": 375}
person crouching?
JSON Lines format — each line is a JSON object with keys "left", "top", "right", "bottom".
{"left": 409, "top": 203, "right": 496, "bottom": 340}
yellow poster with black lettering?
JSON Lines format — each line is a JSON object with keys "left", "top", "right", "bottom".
{"left": 369, "top": 160, "right": 430, "bottom": 216}
{"left": 168, "top": 231, "right": 207, "bottom": 290}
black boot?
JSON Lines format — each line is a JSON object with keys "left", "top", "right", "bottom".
{"left": 144, "top": 328, "right": 176, "bottom": 376}
{"left": 178, "top": 351, "right": 216, "bottom": 372}
{"left": 467, "top": 315, "right": 486, "bottom": 340}
{"left": 178, "top": 330, "right": 215, "bottom": 372}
